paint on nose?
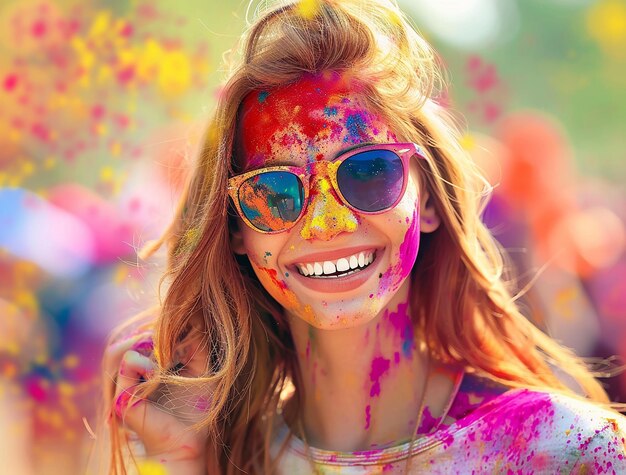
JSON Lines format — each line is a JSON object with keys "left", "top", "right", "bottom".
{"left": 300, "top": 177, "right": 358, "bottom": 240}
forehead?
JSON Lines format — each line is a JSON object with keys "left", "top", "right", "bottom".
{"left": 237, "top": 73, "right": 395, "bottom": 169}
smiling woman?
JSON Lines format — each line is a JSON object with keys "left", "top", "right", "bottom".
{"left": 101, "top": 0, "right": 626, "bottom": 474}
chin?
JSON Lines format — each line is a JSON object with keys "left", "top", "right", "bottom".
{"left": 288, "top": 293, "right": 391, "bottom": 331}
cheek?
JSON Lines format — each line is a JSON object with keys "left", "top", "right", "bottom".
{"left": 242, "top": 231, "right": 304, "bottom": 306}
{"left": 395, "top": 182, "right": 421, "bottom": 272}
{"left": 376, "top": 183, "right": 421, "bottom": 296}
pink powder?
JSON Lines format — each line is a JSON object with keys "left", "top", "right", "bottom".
{"left": 369, "top": 356, "right": 390, "bottom": 397}
{"left": 384, "top": 301, "right": 415, "bottom": 359}
{"left": 397, "top": 208, "right": 420, "bottom": 280}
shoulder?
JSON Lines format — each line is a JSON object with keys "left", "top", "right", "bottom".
{"left": 455, "top": 387, "right": 626, "bottom": 472}
{"left": 542, "top": 392, "right": 626, "bottom": 473}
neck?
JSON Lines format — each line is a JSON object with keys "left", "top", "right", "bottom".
{"left": 286, "top": 280, "right": 430, "bottom": 451}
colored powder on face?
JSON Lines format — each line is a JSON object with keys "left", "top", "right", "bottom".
{"left": 258, "top": 90, "right": 269, "bottom": 103}
{"left": 376, "top": 268, "right": 393, "bottom": 297}
{"left": 238, "top": 72, "right": 373, "bottom": 168}
{"left": 343, "top": 111, "right": 369, "bottom": 144}
{"left": 257, "top": 266, "right": 289, "bottom": 293}
{"left": 376, "top": 208, "right": 420, "bottom": 297}
{"left": 300, "top": 178, "right": 358, "bottom": 240}
{"left": 369, "top": 356, "right": 390, "bottom": 397}
{"left": 398, "top": 207, "right": 420, "bottom": 279}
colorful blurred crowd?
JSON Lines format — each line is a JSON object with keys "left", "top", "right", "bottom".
{"left": 0, "top": 1, "right": 624, "bottom": 474}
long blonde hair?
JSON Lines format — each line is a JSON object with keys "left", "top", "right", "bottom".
{"left": 106, "top": 0, "right": 615, "bottom": 473}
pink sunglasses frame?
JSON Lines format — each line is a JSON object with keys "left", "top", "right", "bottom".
{"left": 227, "top": 142, "right": 427, "bottom": 234}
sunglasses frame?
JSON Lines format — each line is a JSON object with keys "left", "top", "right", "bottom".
{"left": 227, "top": 142, "right": 427, "bottom": 234}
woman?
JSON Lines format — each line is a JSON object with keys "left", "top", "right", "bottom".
{"left": 103, "top": 0, "right": 626, "bottom": 473}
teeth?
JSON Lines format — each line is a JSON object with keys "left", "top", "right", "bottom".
{"left": 336, "top": 258, "right": 349, "bottom": 272}
{"left": 314, "top": 262, "right": 323, "bottom": 276}
{"left": 295, "top": 250, "right": 377, "bottom": 278}
{"left": 323, "top": 261, "right": 336, "bottom": 274}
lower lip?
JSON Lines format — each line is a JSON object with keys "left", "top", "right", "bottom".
{"left": 289, "top": 252, "right": 382, "bottom": 294}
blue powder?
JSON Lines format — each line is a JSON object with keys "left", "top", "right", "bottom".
{"left": 258, "top": 91, "right": 269, "bottom": 103}
{"left": 344, "top": 112, "right": 368, "bottom": 143}
{"left": 324, "top": 106, "right": 338, "bottom": 116}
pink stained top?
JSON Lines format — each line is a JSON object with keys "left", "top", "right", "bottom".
{"left": 271, "top": 374, "right": 626, "bottom": 474}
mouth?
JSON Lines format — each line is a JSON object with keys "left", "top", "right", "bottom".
{"left": 294, "top": 249, "right": 377, "bottom": 279}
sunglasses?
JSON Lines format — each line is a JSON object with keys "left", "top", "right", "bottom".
{"left": 228, "top": 142, "right": 426, "bottom": 234}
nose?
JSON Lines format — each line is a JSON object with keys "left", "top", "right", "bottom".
{"left": 299, "top": 176, "right": 359, "bottom": 241}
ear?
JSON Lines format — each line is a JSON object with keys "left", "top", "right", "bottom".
{"left": 230, "top": 221, "right": 248, "bottom": 255}
{"left": 419, "top": 188, "right": 441, "bottom": 233}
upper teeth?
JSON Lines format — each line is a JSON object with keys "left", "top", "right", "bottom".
{"left": 296, "top": 251, "right": 375, "bottom": 277}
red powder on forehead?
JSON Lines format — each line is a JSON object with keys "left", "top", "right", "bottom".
{"left": 238, "top": 72, "right": 366, "bottom": 166}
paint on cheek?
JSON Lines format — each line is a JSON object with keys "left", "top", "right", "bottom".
{"left": 258, "top": 266, "right": 289, "bottom": 293}
{"left": 300, "top": 178, "right": 358, "bottom": 240}
{"left": 255, "top": 264, "right": 318, "bottom": 323}
{"left": 398, "top": 207, "right": 420, "bottom": 279}
{"left": 255, "top": 265, "right": 302, "bottom": 312}
{"left": 376, "top": 208, "right": 420, "bottom": 297}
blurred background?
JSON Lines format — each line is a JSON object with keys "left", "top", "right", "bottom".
{"left": 0, "top": 0, "right": 624, "bottom": 473}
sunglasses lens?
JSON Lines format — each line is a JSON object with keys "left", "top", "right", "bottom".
{"left": 238, "top": 171, "right": 304, "bottom": 232}
{"left": 337, "top": 149, "right": 404, "bottom": 212}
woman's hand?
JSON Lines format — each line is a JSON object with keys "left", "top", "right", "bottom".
{"left": 103, "top": 330, "right": 210, "bottom": 470}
